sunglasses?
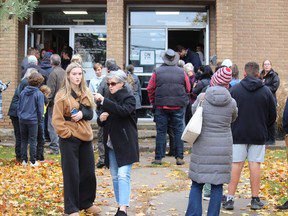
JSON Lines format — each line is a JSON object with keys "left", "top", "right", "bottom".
{"left": 107, "top": 82, "right": 119, "bottom": 87}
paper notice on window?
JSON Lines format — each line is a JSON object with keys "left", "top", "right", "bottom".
{"left": 140, "top": 50, "right": 155, "bottom": 65}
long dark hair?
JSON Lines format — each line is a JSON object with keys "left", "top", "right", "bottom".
{"left": 202, "top": 65, "right": 213, "bottom": 79}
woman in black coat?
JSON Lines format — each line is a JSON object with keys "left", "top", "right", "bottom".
{"left": 260, "top": 59, "right": 280, "bottom": 145}
{"left": 95, "top": 70, "right": 139, "bottom": 216}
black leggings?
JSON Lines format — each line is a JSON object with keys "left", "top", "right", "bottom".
{"left": 59, "top": 136, "right": 96, "bottom": 214}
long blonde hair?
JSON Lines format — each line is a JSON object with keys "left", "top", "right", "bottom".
{"left": 60, "top": 62, "right": 95, "bottom": 108}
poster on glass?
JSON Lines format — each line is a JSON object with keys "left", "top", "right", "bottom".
{"left": 140, "top": 50, "right": 155, "bottom": 65}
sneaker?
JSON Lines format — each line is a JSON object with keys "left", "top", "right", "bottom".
{"left": 96, "top": 161, "right": 105, "bottom": 169}
{"left": 30, "top": 161, "right": 39, "bottom": 167}
{"left": 222, "top": 199, "right": 234, "bottom": 210}
{"left": 176, "top": 158, "right": 185, "bottom": 165}
{"left": 22, "top": 161, "right": 28, "bottom": 166}
{"left": 151, "top": 159, "right": 162, "bottom": 165}
{"left": 276, "top": 201, "right": 288, "bottom": 210}
{"left": 251, "top": 198, "right": 264, "bottom": 210}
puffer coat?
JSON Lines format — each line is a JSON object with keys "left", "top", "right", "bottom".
{"left": 188, "top": 86, "right": 238, "bottom": 185}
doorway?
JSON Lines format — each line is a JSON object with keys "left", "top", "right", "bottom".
{"left": 28, "top": 28, "right": 69, "bottom": 55}
{"left": 168, "top": 29, "right": 204, "bottom": 53}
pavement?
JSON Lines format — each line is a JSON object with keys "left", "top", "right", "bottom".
{"left": 94, "top": 151, "right": 284, "bottom": 216}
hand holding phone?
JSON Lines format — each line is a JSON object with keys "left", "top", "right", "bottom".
{"left": 6, "top": 81, "right": 11, "bottom": 86}
{"left": 70, "top": 108, "right": 78, "bottom": 115}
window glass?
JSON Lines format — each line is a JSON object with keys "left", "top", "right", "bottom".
{"left": 130, "top": 11, "right": 207, "bottom": 28}
{"left": 129, "top": 29, "right": 166, "bottom": 73}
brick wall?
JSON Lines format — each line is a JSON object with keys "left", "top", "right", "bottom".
{"left": 107, "top": 0, "right": 126, "bottom": 68}
{"left": 0, "top": 18, "right": 19, "bottom": 128}
{"left": 209, "top": 4, "right": 216, "bottom": 59}
{"left": 216, "top": 0, "right": 288, "bottom": 81}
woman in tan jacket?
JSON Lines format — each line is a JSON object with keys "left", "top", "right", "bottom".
{"left": 52, "top": 62, "right": 100, "bottom": 216}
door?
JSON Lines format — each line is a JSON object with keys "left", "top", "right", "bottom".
{"left": 69, "top": 26, "right": 107, "bottom": 81}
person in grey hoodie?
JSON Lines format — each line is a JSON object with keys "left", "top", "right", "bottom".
{"left": 186, "top": 67, "right": 238, "bottom": 216}
{"left": 18, "top": 73, "right": 44, "bottom": 166}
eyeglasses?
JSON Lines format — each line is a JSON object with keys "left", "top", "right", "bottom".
{"left": 107, "top": 82, "right": 119, "bottom": 87}
{"left": 264, "top": 63, "right": 271, "bottom": 66}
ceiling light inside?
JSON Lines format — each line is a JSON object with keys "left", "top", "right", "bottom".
{"left": 63, "top": 11, "right": 88, "bottom": 15}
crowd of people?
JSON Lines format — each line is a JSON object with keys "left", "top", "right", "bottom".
{"left": 0, "top": 43, "right": 287, "bottom": 215}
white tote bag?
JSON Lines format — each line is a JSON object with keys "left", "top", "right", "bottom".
{"left": 181, "top": 98, "right": 204, "bottom": 144}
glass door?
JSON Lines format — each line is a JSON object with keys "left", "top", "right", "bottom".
{"left": 69, "top": 26, "right": 107, "bottom": 81}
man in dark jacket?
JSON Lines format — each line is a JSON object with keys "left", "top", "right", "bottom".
{"left": 223, "top": 62, "right": 276, "bottom": 211}
{"left": 176, "top": 45, "right": 202, "bottom": 72}
{"left": 21, "top": 55, "right": 49, "bottom": 83}
{"left": 276, "top": 100, "right": 288, "bottom": 210}
{"left": 147, "top": 49, "right": 191, "bottom": 165}
{"left": 46, "top": 54, "right": 66, "bottom": 155}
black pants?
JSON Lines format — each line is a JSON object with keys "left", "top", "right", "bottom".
{"left": 167, "top": 119, "right": 175, "bottom": 156}
{"left": 185, "top": 103, "right": 192, "bottom": 126}
{"left": 20, "top": 123, "right": 38, "bottom": 163}
{"left": 59, "top": 137, "right": 96, "bottom": 214}
{"left": 37, "top": 119, "right": 45, "bottom": 161}
{"left": 10, "top": 116, "right": 21, "bottom": 159}
{"left": 267, "top": 122, "right": 276, "bottom": 144}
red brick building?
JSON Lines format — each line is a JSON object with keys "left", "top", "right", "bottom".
{"left": 0, "top": 0, "right": 288, "bottom": 128}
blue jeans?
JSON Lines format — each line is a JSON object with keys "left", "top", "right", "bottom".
{"left": 154, "top": 108, "right": 184, "bottom": 160}
{"left": 108, "top": 149, "right": 132, "bottom": 206}
{"left": 20, "top": 123, "right": 38, "bottom": 163}
{"left": 186, "top": 181, "right": 223, "bottom": 216}
{"left": 48, "top": 106, "right": 59, "bottom": 152}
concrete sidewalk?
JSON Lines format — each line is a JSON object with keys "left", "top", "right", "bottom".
{"left": 95, "top": 152, "right": 279, "bottom": 216}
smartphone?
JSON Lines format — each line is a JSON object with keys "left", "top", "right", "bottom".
{"left": 70, "top": 108, "right": 78, "bottom": 115}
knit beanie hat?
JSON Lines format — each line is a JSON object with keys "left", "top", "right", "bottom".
{"left": 210, "top": 67, "right": 232, "bottom": 89}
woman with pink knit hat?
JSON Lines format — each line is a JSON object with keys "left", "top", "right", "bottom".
{"left": 186, "top": 67, "right": 238, "bottom": 216}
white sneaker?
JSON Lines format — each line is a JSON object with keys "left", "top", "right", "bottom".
{"left": 22, "top": 161, "right": 28, "bottom": 166}
{"left": 30, "top": 161, "right": 39, "bottom": 167}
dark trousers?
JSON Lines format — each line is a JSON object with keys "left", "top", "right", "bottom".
{"left": 59, "top": 137, "right": 96, "bottom": 214}
{"left": 96, "top": 110, "right": 105, "bottom": 163}
{"left": 267, "top": 122, "right": 276, "bottom": 144}
{"left": 154, "top": 108, "right": 184, "bottom": 160}
{"left": 167, "top": 120, "right": 175, "bottom": 155}
{"left": 10, "top": 116, "right": 21, "bottom": 159}
{"left": 186, "top": 181, "right": 223, "bottom": 216}
{"left": 185, "top": 103, "right": 192, "bottom": 125}
{"left": 37, "top": 119, "right": 45, "bottom": 161}
{"left": 20, "top": 123, "right": 38, "bottom": 163}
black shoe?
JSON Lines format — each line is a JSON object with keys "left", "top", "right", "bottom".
{"left": 115, "top": 210, "right": 127, "bottom": 216}
{"left": 276, "top": 201, "right": 288, "bottom": 210}
{"left": 222, "top": 199, "right": 234, "bottom": 210}
{"left": 96, "top": 161, "right": 105, "bottom": 168}
{"left": 251, "top": 198, "right": 264, "bottom": 210}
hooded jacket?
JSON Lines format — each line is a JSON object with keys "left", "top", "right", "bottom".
{"left": 230, "top": 76, "right": 276, "bottom": 144}
{"left": 18, "top": 86, "right": 44, "bottom": 124}
{"left": 188, "top": 86, "right": 238, "bottom": 185}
